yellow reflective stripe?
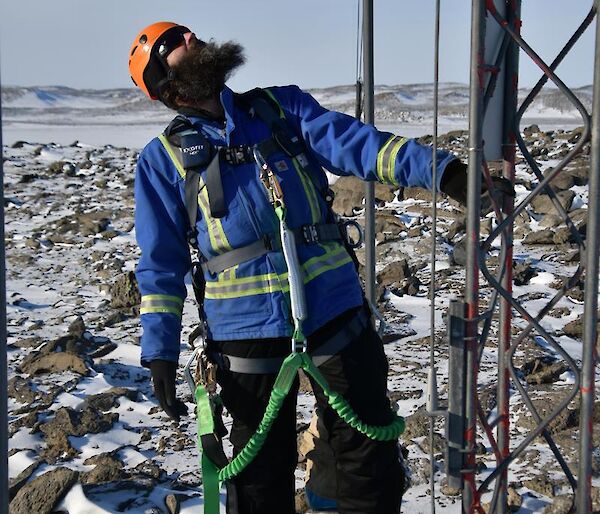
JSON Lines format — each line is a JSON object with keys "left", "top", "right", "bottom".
{"left": 159, "top": 133, "right": 232, "bottom": 254}
{"left": 141, "top": 294, "right": 184, "bottom": 305}
{"left": 263, "top": 89, "right": 285, "bottom": 118}
{"left": 204, "top": 244, "right": 351, "bottom": 299}
{"left": 263, "top": 89, "right": 321, "bottom": 223}
{"left": 386, "top": 136, "right": 408, "bottom": 185}
{"left": 196, "top": 177, "right": 232, "bottom": 254}
{"left": 158, "top": 134, "right": 186, "bottom": 179}
{"left": 205, "top": 272, "right": 285, "bottom": 299}
{"left": 302, "top": 244, "right": 352, "bottom": 282}
{"left": 291, "top": 158, "right": 320, "bottom": 224}
{"left": 377, "top": 135, "right": 408, "bottom": 185}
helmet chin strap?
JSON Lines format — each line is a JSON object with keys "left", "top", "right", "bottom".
{"left": 155, "top": 61, "right": 177, "bottom": 109}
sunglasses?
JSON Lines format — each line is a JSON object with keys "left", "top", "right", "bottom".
{"left": 155, "top": 26, "right": 190, "bottom": 58}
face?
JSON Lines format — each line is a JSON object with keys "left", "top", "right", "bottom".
{"left": 164, "top": 39, "right": 246, "bottom": 105}
{"left": 166, "top": 31, "right": 202, "bottom": 68}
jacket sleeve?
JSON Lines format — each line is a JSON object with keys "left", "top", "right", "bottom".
{"left": 134, "top": 152, "right": 191, "bottom": 367}
{"left": 270, "top": 85, "right": 457, "bottom": 191}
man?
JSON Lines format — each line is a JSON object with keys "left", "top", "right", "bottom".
{"left": 128, "top": 21, "right": 511, "bottom": 514}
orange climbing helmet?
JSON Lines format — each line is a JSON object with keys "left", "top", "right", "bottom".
{"left": 128, "top": 21, "right": 190, "bottom": 100}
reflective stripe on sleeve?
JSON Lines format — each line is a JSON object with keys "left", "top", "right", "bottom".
{"left": 376, "top": 135, "right": 408, "bottom": 185}
{"left": 140, "top": 294, "right": 184, "bottom": 316}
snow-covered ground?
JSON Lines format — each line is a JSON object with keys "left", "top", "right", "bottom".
{"left": 3, "top": 83, "right": 599, "bottom": 513}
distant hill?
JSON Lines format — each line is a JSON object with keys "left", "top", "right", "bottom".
{"left": 1, "top": 83, "right": 592, "bottom": 126}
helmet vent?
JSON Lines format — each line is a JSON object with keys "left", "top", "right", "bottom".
{"left": 139, "top": 34, "right": 147, "bottom": 44}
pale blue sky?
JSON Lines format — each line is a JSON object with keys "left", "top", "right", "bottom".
{"left": 0, "top": 1, "right": 596, "bottom": 91}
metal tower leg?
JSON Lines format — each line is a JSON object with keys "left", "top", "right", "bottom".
{"left": 577, "top": 4, "right": 600, "bottom": 510}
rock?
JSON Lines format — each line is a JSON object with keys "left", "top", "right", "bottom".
{"left": 7, "top": 376, "right": 37, "bottom": 403}
{"left": 377, "top": 259, "right": 421, "bottom": 296}
{"left": 81, "top": 453, "right": 125, "bottom": 484}
{"left": 565, "top": 166, "right": 589, "bottom": 186}
{"left": 402, "top": 407, "right": 429, "bottom": 442}
{"left": 563, "top": 311, "right": 600, "bottom": 338}
{"left": 104, "top": 311, "right": 126, "bottom": 327}
{"left": 19, "top": 352, "right": 89, "bottom": 376}
{"left": 521, "top": 356, "right": 569, "bottom": 385}
{"left": 110, "top": 271, "right": 141, "bottom": 309}
{"left": 516, "top": 398, "right": 577, "bottom": 436}
{"left": 447, "top": 216, "right": 466, "bottom": 240}
{"left": 46, "top": 160, "right": 67, "bottom": 174}
{"left": 84, "top": 387, "right": 138, "bottom": 411}
{"left": 38, "top": 406, "right": 119, "bottom": 462}
{"left": 545, "top": 170, "right": 575, "bottom": 191}
{"left": 67, "top": 315, "right": 86, "bottom": 338}
{"left": 402, "top": 187, "right": 433, "bottom": 202}
{"left": 522, "top": 229, "right": 556, "bottom": 245}
{"left": 8, "top": 459, "right": 42, "bottom": 501}
{"left": 513, "top": 260, "right": 538, "bottom": 286}
{"left": 539, "top": 213, "right": 563, "bottom": 228}
{"left": 523, "top": 124, "right": 541, "bottom": 136}
{"left": 330, "top": 176, "right": 396, "bottom": 216}
{"left": 11, "top": 336, "right": 42, "bottom": 349}
{"left": 9, "top": 467, "right": 79, "bottom": 514}
{"left": 49, "top": 210, "right": 110, "bottom": 237}
{"left": 375, "top": 214, "right": 405, "bottom": 243}
{"left": 524, "top": 476, "right": 556, "bottom": 498}
{"left": 507, "top": 485, "right": 522, "bottom": 512}
{"left": 543, "top": 494, "right": 573, "bottom": 514}
{"left": 89, "top": 342, "right": 119, "bottom": 358}
{"left": 450, "top": 237, "right": 467, "bottom": 266}
{"left": 530, "top": 190, "right": 575, "bottom": 215}
{"left": 295, "top": 489, "right": 309, "bottom": 513}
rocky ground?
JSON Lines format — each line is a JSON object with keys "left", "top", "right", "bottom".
{"left": 4, "top": 125, "right": 599, "bottom": 513}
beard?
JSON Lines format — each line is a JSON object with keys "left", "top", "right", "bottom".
{"left": 168, "top": 40, "right": 246, "bottom": 103}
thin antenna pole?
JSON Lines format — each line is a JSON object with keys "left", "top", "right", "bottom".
{"left": 577, "top": 2, "right": 600, "bottom": 511}
{"left": 363, "top": 0, "right": 376, "bottom": 305}
{"left": 428, "top": 0, "right": 441, "bottom": 512}
{"left": 0, "top": 59, "right": 9, "bottom": 514}
{"left": 464, "top": 0, "right": 486, "bottom": 511}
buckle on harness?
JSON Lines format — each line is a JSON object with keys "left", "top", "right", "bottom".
{"left": 340, "top": 219, "right": 364, "bottom": 249}
{"left": 302, "top": 224, "right": 320, "bottom": 244}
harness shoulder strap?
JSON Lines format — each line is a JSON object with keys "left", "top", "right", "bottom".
{"left": 163, "top": 115, "right": 227, "bottom": 221}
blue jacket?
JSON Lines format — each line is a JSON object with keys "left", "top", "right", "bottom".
{"left": 135, "top": 85, "right": 457, "bottom": 365}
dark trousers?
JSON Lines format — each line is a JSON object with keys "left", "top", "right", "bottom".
{"left": 210, "top": 309, "right": 404, "bottom": 514}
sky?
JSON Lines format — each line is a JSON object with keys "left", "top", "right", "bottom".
{"left": 0, "top": 0, "right": 596, "bottom": 92}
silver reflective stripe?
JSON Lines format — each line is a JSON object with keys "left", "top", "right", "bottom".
{"left": 140, "top": 295, "right": 184, "bottom": 316}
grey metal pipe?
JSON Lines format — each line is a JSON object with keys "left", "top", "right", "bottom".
{"left": 362, "top": 0, "right": 376, "bottom": 305}
{"left": 577, "top": 3, "right": 600, "bottom": 511}
{"left": 0, "top": 65, "right": 9, "bottom": 514}
{"left": 463, "top": 0, "right": 487, "bottom": 510}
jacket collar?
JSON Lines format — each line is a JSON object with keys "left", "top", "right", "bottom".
{"left": 175, "top": 86, "right": 236, "bottom": 140}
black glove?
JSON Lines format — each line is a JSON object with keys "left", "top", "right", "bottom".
{"left": 440, "top": 160, "right": 515, "bottom": 213}
{"left": 150, "top": 359, "right": 188, "bottom": 422}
